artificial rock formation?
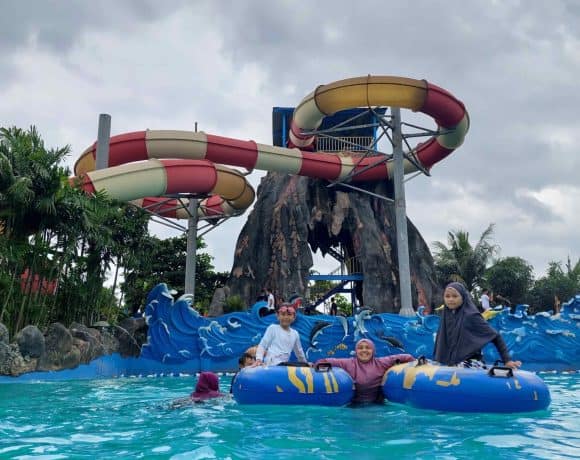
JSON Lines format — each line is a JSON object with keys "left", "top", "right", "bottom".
{"left": 227, "top": 172, "right": 441, "bottom": 313}
{"left": 207, "top": 286, "right": 230, "bottom": 317}
{"left": 0, "top": 319, "right": 148, "bottom": 377}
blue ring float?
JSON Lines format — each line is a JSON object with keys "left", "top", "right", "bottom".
{"left": 233, "top": 364, "right": 354, "bottom": 406}
{"left": 382, "top": 360, "right": 551, "bottom": 413}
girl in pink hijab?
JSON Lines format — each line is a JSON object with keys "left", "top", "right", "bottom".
{"left": 170, "top": 371, "right": 225, "bottom": 408}
{"left": 315, "top": 339, "right": 414, "bottom": 404}
{"left": 190, "top": 372, "right": 224, "bottom": 402}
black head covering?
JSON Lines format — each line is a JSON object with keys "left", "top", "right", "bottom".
{"left": 433, "top": 282, "right": 499, "bottom": 365}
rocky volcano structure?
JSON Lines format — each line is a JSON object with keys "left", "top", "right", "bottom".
{"left": 226, "top": 172, "right": 441, "bottom": 313}
{"left": 223, "top": 75, "right": 472, "bottom": 313}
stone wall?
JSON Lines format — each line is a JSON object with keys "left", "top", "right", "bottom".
{"left": 0, "top": 318, "right": 147, "bottom": 377}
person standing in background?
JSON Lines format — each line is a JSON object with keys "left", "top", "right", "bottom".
{"left": 266, "top": 287, "right": 275, "bottom": 312}
{"left": 330, "top": 297, "right": 338, "bottom": 316}
{"left": 480, "top": 289, "right": 491, "bottom": 311}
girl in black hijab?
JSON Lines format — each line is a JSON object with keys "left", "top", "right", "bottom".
{"left": 434, "top": 282, "right": 521, "bottom": 369}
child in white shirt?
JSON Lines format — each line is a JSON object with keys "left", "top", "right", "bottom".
{"left": 255, "top": 305, "right": 307, "bottom": 366}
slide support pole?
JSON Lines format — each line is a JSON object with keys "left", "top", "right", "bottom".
{"left": 392, "top": 107, "right": 414, "bottom": 317}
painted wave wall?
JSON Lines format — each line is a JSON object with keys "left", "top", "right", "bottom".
{"left": 1, "top": 285, "right": 576, "bottom": 382}
{"left": 142, "top": 284, "right": 580, "bottom": 372}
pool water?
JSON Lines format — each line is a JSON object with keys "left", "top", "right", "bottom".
{"left": 0, "top": 373, "right": 577, "bottom": 459}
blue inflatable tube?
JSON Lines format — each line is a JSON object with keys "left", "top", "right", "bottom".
{"left": 233, "top": 364, "right": 354, "bottom": 406}
{"left": 382, "top": 360, "right": 551, "bottom": 413}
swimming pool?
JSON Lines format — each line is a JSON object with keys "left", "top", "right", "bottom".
{"left": 0, "top": 373, "right": 577, "bottom": 459}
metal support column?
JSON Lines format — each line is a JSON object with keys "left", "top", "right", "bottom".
{"left": 95, "top": 114, "right": 111, "bottom": 170}
{"left": 184, "top": 198, "right": 198, "bottom": 300}
{"left": 391, "top": 107, "right": 414, "bottom": 317}
{"left": 184, "top": 122, "right": 199, "bottom": 301}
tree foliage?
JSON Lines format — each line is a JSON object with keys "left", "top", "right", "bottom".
{"left": 0, "top": 126, "right": 70, "bottom": 240}
{"left": 0, "top": 125, "right": 226, "bottom": 335}
{"left": 0, "top": 126, "right": 138, "bottom": 333}
{"left": 334, "top": 294, "right": 352, "bottom": 316}
{"left": 307, "top": 270, "right": 335, "bottom": 304}
{"left": 485, "top": 256, "right": 534, "bottom": 305}
{"left": 528, "top": 258, "right": 580, "bottom": 313}
{"left": 121, "top": 234, "right": 227, "bottom": 313}
{"left": 432, "top": 224, "right": 499, "bottom": 292}
{"left": 432, "top": 223, "right": 578, "bottom": 311}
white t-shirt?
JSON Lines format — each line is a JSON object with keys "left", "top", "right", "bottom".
{"left": 480, "top": 293, "right": 491, "bottom": 311}
{"left": 256, "top": 324, "right": 306, "bottom": 365}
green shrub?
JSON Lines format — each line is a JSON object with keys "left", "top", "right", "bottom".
{"left": 223, "top": 295, "right": 246, "bottom": 313}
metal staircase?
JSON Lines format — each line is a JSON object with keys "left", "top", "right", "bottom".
{"left": 325, "top": 246, "right": 344, "bottom": 264}
{"left": 308, "top": 247, "right": 364, "bottom": 314}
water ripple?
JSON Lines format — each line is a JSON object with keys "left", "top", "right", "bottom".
{"left": 0, "top": 374, "right": 576, "bottom": 458}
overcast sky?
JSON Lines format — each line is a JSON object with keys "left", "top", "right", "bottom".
{"left": 1, "top": 0, "right": 578, "bottom": 279}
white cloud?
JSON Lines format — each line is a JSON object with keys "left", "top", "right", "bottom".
{"left": 521, "top": 185, "right": 580, "bottom": 222}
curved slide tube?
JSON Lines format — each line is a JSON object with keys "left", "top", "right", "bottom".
{"left": 73, "top": 158, "right": 255, "bottom": 219}
{"left": 74, "top": 76, "right": 469, "bottom": 218}
{"left": 289, "top": 76, "right": 470, "bottom": 171}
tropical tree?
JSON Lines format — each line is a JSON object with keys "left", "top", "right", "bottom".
{"left": 49, "top": 193, "right": 152, "bottom": 327}
{"left": 564, "top": 257, "right": 580, "bottom": 288}
{"left": 485, "top": 256, "right": 534, "bottom": 305}
{"left": 0, "top": 126, "right": 155, "bottom": 334}
{"left": 334, "top": 294, "right": 352, "bottom": 316}
{"left": 432, "top": 223, "right": 499, "bottom": 292}
{"left": 121, "top": 234, "right": 227, "bottom": 313}
{"left": 0, "top": 126, "right": 70, "bottom": 240}
{"left": 307, "top": 269, "right": 335, "bottom": 304}
{"left": 0, "top": 126, "right": 74, "bottom": 332}
{"left": 529, "top": 258, "right": 580, "bottom": 313}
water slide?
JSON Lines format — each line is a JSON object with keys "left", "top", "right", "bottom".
{"left": 73, "top": 76, "right": 469, "bottom": 218}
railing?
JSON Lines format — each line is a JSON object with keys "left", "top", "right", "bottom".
{"left": 326, "top": 256, "right": 363, "bottom": 276}
{"left": 317, "top": 136, "right": 374, "bottom": 152}
{"left": 346, "top": 256, "right": 363, "bottom": 274}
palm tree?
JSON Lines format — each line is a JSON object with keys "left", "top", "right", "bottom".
{"left": 0, "top": 126, "right": 72, "bottom": 332}
{"left": 0, "top": 126, "right": 70, "bottom": 240}
{"left": 0, "top": 126, "right": 146, "bottom": 331}
{"left": 565, "top": 257, "right": 580, "bottom": 288}
{"left": 432, "top": 223, "right": 499, "bottom": 292}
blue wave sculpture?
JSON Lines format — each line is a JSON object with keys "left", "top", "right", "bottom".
{"left": 141, "top": 284, "right": 580, "bottom": 372}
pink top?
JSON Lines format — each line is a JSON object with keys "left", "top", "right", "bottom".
{"left": 316, "top": 339, "right": 414, "bottom": 403}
